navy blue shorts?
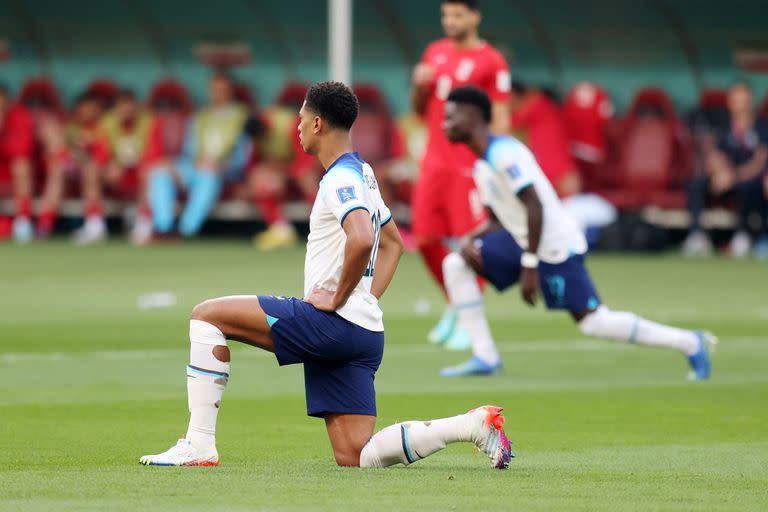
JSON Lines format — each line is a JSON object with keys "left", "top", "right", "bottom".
{"left": 258, "top": 295, "right": 384, "bottom": 418}
{"left": 478, "top": 229, "right": 601, "bottom": 312}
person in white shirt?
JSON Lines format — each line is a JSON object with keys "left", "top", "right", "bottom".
{"left": 438, "top": 86, "right": 716, "bottom": 380}
{"left": 139, "top": 81, "right": 513, "bottom": 470}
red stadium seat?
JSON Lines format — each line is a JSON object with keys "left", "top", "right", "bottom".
{"left": 19, "top": 77, "right": 65, "bottom": 117}
{"left": 758, "top": 91, "right": 768, "bottom": 120}
{"left": 233, "top": 82, "right": 257, "bottom": 112}
{"left": 148, "top": 78, "right": 194, "bottom": 114}
{"left": 85, "top": 78, "right": 120, "bottom": 109}
{"left": 699, "top": 89, "right": 727, "bottom": 110}
{"left": 275, "top": 82, "right": 309, "bottom": 109}
{"left": 597, "top": 87, "right": 692, "bottom": 209}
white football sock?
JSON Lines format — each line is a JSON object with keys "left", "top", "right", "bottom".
{"left": 579, "top": 306, "right": 699, "bottom": 355}
{"left": 359, "top": 413, "right": 473, "bottom": 468}
{"left": 443, "top": 252, "right": 499, "bottom": 365}
{"left": 186, "top": 319, "right": 230, "bottom": 451}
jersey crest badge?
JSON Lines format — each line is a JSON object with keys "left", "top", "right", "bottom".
{"left": 337, "top": 186, "right": 357, "bottom": 204}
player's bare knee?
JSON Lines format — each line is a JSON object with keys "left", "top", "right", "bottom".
{"left": 191, "top": 299, "right": 217, "bottom": 322}
{"left": 333, "top": 449, "right": 361, "bottom": 467}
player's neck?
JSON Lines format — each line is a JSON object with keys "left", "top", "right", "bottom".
{"left": 318, "top": 133, "right": 354, "bottom": 171}
{"left": 452, "top": 32, "right": 481, "bottom": 50}
{"left": 468, "top": 130, "right": 490, "bottom": 158}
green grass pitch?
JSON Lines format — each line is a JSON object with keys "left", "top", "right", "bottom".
{"left": 1, "top": 241, "right": 766, "bottom": 511}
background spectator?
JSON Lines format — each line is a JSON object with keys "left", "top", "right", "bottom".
{"left": 683, "top": 81, "right": 768, "bottom": 258}
{"left": 0, "top": 85, "right": 35, "bottom": 243}
{"left": 147, "top": 73, "right": 250, "bottom": 238}
{"left": 100, "top": 88, "right": 153, "bottom": 243}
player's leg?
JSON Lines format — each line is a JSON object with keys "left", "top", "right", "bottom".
{"left": 438, "top": 173, "right": 489, "bottom": 351}
{"left": 178, "top": 166, "right": 223, "bottom": 238}
{"left": 140, "top": 296, "right": 274, "bottom": 466}
{"left": 359, "top": 405, "right": 513, "bottom": 469}
{"left": 545, "top": 256, "right": 717, "bottom": 380}
{"left": 10, "top": 156, "right": 34, "bottom": 243}
{"left": 147, "top": 163, "right": 179, "bottom": 235}
{"left": 73, "top": 160, "right": 108, "bottom": 245}
{"left": 411, "top": 166, "right": 450, "bottom": 297}
{"left": 325, "top": 414, "right": 377, "bottom": 466}
{"left": 250, "top": 161, "right": 298, "bottom": 251}
{"left": 440, "top": 229, "right": 521, "bottom": 376}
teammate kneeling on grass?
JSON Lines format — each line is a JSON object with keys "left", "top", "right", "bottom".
{"left": 139, "top": 81, "right": 513, "bottom": 469}
{"left": 438, "top": 86, "right": 717, "bottom": 380}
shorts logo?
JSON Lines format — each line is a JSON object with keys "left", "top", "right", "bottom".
{"left": 337, "top": 186, "right": 357, "bottom": 204}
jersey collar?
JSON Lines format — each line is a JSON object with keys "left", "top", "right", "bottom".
{"left": 483, "top": 135, "right": 500, "bottom": 161}
{"left": 326, "top": 152, "right": 362, "bottom": 173}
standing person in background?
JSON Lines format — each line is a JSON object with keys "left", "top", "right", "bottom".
{"left": 99, "top": 89, "right": 153, "bottom": 244}
{"left": 683, "top": 81, "right": 768, "bottom": 258}
{"left": 147, "top": 73, "right": 250, "bottom": 238}
{"left": 0, "top": 85, "right": 35, "bottom": 243}
{"left": 411, "top": 0, "right": 511, "bottom": 350}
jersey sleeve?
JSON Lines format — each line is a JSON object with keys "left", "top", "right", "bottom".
{"left": 322, "top": 168, "right": 371, "bottom": 226}
{"left": 492, "top": 143, "right": 535, "bottom": 195}
{"left": 474, "top": 172, "right": 492, "bottom": 207}
{"left": 377, "top": 186, "right": 393, "bottom": 226}
{"left": 484, "top": 49, "right": 511, "bottom": 103}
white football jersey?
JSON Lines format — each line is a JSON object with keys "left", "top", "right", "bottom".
{"left": 474, "top": 135, "right": 587, "bottom": 264}
{"left": 305, "top": 152, "right": 392, "bottom": 331}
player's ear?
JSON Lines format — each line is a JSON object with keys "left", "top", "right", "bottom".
{"left": 313, "top": 115, "right": 322, "bottom": 134}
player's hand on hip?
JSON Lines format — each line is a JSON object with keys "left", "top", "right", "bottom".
{"left": 305, "top": 288, "right": 338, "bottom": 312}
{"left": 412, "top": 63, "right": 435, "bottom": 87}
{"left": 520, "top": 268, "right": 539, "bottom": 307}
{"left": 459, "top": 237, "right": 484, "bottom": 275}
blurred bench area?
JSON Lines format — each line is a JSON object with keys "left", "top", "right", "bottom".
{"left": 1, "top": 0, "right": 767, "bottom": 253}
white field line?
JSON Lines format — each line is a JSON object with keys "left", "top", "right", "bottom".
{"left": 0, "top": 337, "right": 764, "bottom": 364}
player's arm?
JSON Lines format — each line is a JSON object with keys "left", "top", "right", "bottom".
{"left": 307, "top": 209, "right": 375, "bottom": 312}
{"left": 411, "top": 63, "right": 434, "bottom": 116}
{"left": 370, "top": 220, "right": 404, "bottom": 299}
{"left": 518, "top": 185, "right": 543, "bottom": 306}
{"left": 490, "top": 101, "right": 510, "bottom": 134}
{"left": 736, "top": 144, "right": 768, "bottom": 182}
{"left": 458, "top": 207, "right": 501, "bottom": 275}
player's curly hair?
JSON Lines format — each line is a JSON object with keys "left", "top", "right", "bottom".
{"left": 442, "top": 0, "right": 479, "bottom": 10}
{"left": 447, "top": 86, "right": 492, "bottom": 123}
{"left": 304, "top": 81, "right": 359, "bottom": 130}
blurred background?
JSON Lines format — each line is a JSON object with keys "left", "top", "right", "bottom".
{"left": 1, "top": 0, "right": 768, "bottom": 256}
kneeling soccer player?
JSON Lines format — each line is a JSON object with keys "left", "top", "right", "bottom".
{"left": 139, "top": 81, "right": 513, "bottom": 469}
{"left": 438, "top": 86, "right": 717, "bottom": 379}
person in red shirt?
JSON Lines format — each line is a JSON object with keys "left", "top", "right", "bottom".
{"left": 36, "top": 92, "right": 110, "bottom": 243}
{"left": 509, "top": 81, "right": 581, "bottom": 197}
{"left": 0, "top": 85, "right": 35, "bottom": 243}
{"left": 411, "top": 0, "right": 511, "bottom": 348}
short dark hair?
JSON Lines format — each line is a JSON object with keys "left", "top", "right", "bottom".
{"left": 117, "top": 88, "right": 136, "bottom": 102}
{"left": 75, "top": 91, "right": 99, "bottom": 106}
{"left": 511, "top": 80, "right": 528, "bottom": 96}
{"left": 442, "top": 0, "right": 479, "bottom": 10}
{"left": 447, "top": 86, "right": 491, "bottom": 123}
{"left": 304, "top": 81, "right": 359, "bottom": 130}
